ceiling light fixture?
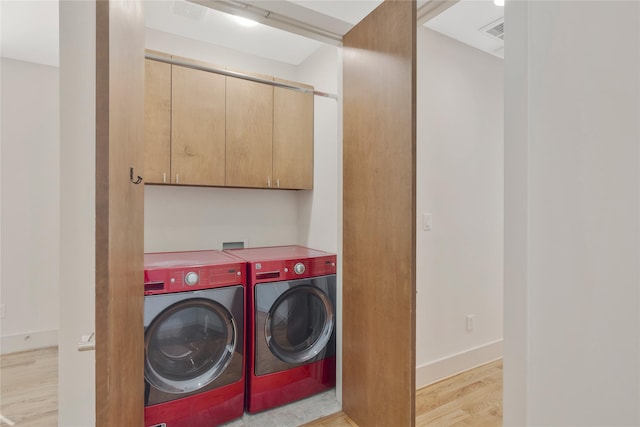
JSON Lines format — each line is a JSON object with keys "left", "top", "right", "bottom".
{"left": 231, "top": 15, "right": 259, "bottom": 27}
{"left": 494, "top": 0, "right": 505, "bottom": 6}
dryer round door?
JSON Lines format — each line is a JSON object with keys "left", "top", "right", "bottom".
{"left": 265, "top": 284, "right": 335, "bottom": 365}
{"left": 145, "top": 298, "right": 237, "bottom": 394}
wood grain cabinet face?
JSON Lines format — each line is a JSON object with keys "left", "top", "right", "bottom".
{"left": 144, "top": 59, "right": 171, "bottom": 184}
{"left": 171, "top": 65, "right": 226, "bottom": 186}
{"left": 144, "top": 55, "right": 315, "bottom": 190}
{"left": 225, "top": 77, "right": 274, "bottom": 188}
{"left": 273, "top": 87, "right": 314, "bottom": 190}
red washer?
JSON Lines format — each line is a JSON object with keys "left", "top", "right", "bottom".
{"left": 143, "top": 250, "right": 246, "bottom": 427}
{"left": 225, "top": 245, "right": 337, "bottom": 414}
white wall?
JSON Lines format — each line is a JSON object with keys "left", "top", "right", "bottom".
{"left": 296, "top": 44, "right": 340, "bottom": 254}
{"left": 296, "top": 43, "right": 342, "bottom": 401}
{"left": 146, "top": 28, "right": 299, "bottom": 81}
{"left": 145, "top": 186, "right": 299, "bottom": 251}
{"left": 0, "top": 58, "right": 60, "bottom": 353}
{"left": 58, "top": 1, "right": 96, "bottom": 424}
{"left": 504, "top": 1, "right": 640, "bottom": 425}
{"left": 144, "top": 29, "right": 313, "bottom": 252}
{"left": 416, "top": 27, "right": 504, "bottom": 387}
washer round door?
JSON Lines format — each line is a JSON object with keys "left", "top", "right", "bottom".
{"left": 145, "top": 298, "right": 237, "bottom": 394}
{"left": 265, "top": 284, "right": 335, "bottom": 365}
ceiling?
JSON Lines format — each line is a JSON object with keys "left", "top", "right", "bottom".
{"left": 0, "top": 0, "right": 503, "bottom": 68}
{"left": 425, "top": 0, "right": 504, "bottom": 58}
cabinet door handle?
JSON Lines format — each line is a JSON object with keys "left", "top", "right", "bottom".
{"left": 163, "top": 173, "right": 167, "bottom": 183}
{"left": 176, "top": 174, "right": 179, "bottom": 184}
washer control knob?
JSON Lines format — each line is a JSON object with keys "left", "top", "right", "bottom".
{"left": 293, "top": 263, "right": 306, "bottom": 275}
{"left": 184, "top": 272, "right": 199, "bottom": 286}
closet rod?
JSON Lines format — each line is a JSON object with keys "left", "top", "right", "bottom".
{"left": 145, "top": 53, "right": 338, "bottom": 100}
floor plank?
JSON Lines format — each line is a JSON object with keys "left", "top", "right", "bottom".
{"left": 0, "top": 348, "right": 502, "bottom": 427}
{"left": 1, "top": 346, "right": 58, "bottom": 426}
{"left": 303, "top": 360, "right": 503, "bottom": 427}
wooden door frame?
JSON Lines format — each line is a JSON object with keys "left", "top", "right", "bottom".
{"left": 342, "top": 0, "right": 417, "bottom": 425}
{"left": 95, "top": 1, "right": 145, "bottom": 425}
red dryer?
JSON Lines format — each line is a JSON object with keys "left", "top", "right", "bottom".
{"left": 143, "top": 250, "right": 246, "bottom": 427}
{"left": 226, "top": 245, "right": 337, "bottom": 414}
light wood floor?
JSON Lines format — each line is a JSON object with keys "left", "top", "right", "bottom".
{"left": 0, "top": 347, "right": 501, "bottom": 427}
{"left": 1, "top": 346, "right": 58, "bottom": 427}
{"left": 303, "top": 359, "right": 503, "bottom": 427}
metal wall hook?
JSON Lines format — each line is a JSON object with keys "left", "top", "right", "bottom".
{"left": 130, "top": 167, "right": 143, "bottom": 184}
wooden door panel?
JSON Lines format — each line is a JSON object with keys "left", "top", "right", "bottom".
{"left": 171, "top": 65, "right": 226, "bottom": 186}
{"left": 226, "top": 77, "right": 273, "bottom": 188}
{"left": 273, "top": 87, "right": 314, "bottom": 190}
{"left": 95, "top": 0, "right": 145, "bottom": 425}
{"left": 144, "top": 59, "right": 171, "bottom": 184}
{"left": 342, "top": 1, "right": 417, "bottom": 426}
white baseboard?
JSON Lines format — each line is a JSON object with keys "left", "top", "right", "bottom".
{"left": 416, "top": 339, "right": 503, "bottom": 389}
{"left": 1, "top": 329, "right": 58, "bottom": 354}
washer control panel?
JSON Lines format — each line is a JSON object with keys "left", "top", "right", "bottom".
{"left": 144, "top": 263, "right": 245, "bottom": 295}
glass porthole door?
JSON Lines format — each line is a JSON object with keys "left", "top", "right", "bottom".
{"left": 144, "top": 298, "right": 236, "bottom": 394}
{"left": 265, "top": 285, "right": 334, "bottom": 364}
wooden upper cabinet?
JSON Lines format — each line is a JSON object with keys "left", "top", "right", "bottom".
{"left": 273, "top": 87, "right": 314, "bottom": 190}
{"left": 144, "top": 59, "right": 171, "bottom": 184}
{"left": 226, "top": 78, "right": 273, "bottom": 188}
{"left": 171, "top": 65, "right": 226, "bottom": 186}
{"left": 144, "top": 53, "right": 315, "bottom": 190}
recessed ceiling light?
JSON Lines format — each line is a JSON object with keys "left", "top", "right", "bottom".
{"left": 231, "top": 15, "right": 259, "bottom": 27}
{"left": 494, "top": 0, "right": 505, "bottom": 6}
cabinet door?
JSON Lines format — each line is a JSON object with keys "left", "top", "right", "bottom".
{"left": 144, "top": 59, "right": 171, "bottom": 184}
{"left": 226, "top": 78, "right": 273, "bottom": 188}
{"left": 273, "top": 87, "right": 314, "bottom": 190}
{"left": 171, "top": 65, "right": 225, "bottom": 186}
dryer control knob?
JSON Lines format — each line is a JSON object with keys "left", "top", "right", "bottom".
{"left": 293, "top": 263, "right": 306, "bottom": 275}
{"left": 184, "top": 272, "right": 199, "bottom": 286}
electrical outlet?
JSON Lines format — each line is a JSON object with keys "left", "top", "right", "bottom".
{"left": 0, "top": 304, "right": 5, "bottom": 319}
{"left": 466, "top": 314, "right": 475, "bottom": 332}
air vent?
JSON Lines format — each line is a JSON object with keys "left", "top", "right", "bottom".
{"left": 479, "top": 17, "right": 504, "bottom": 41}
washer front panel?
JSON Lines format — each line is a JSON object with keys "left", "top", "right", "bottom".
{"left": 254, "top": 275, "right": 336, "bottom": 376}
{"left": 144, "top": 285, "right": 244, "bottom": 406}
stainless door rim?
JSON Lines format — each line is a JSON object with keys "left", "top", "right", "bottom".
{"left": 264, "top": 285, "right": 335, "bottom": 364}
{"left": 144, "top": 298, "right": 237, "bottom": 394}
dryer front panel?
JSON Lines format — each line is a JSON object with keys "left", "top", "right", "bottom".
{"left": 254, "top": 275, "right": 336, "bottom": 376}
{"left": 144, "top": 286, "right": 244, "bottom": 406}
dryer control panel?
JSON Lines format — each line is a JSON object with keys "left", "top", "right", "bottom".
{"left": 249, "top": 255, "right": 336, "bottom": 284}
